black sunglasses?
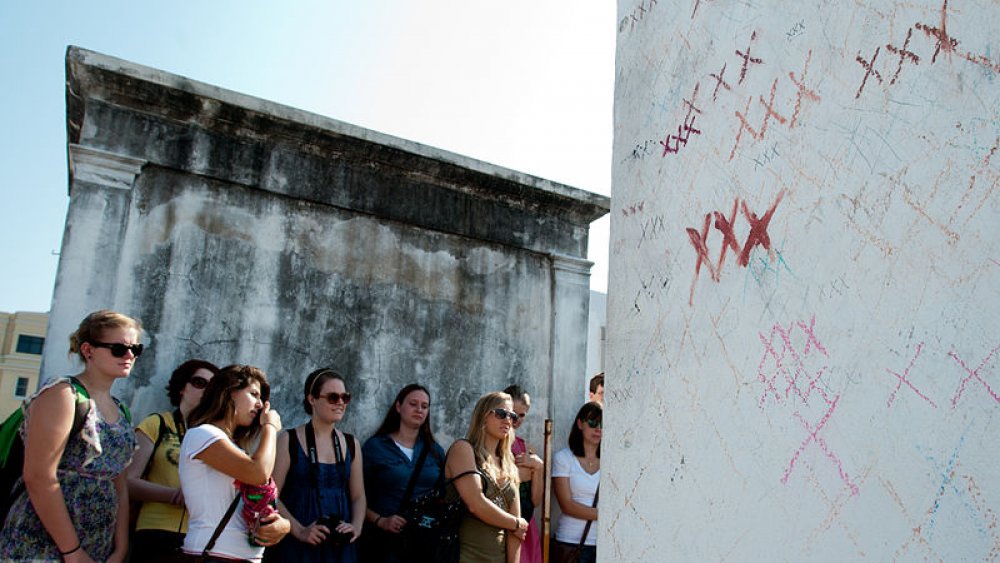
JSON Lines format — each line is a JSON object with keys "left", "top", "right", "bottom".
{"left": 584, "top": 417, "right": 602, "bottom": 429}
{"left": 89, "top": 341, "right": 144, "bottom": 358}
{"left": 188, "top": 375, "right": 209, "bottom": 390}
{"left": 318, "top": 392, "right": 352, "bottom": 405}
{"left": 491, "top": 408, "right": 519, "bottom": 423}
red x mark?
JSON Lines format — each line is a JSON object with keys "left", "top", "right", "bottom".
{"left": 687, "top": 212, "right": 718, "bottom": 278}
{"left": 710, "top": 62, "right": 731, "bottom": 102}
{"left": 729, "top": 95, "right": 759, "bottom": 161}
{"left": 713, "top": 199, "right": 741, "bottom": 273}
{"left": 687, "top": 191, "right": 786, "bottom": 304}
{"left": 886, "top": 343, "right": 938, "bottom": 409}
{"left": 949, "top": 343, "right": 1000, "bottom": 407}
{"left": 661, "top": 83, "right": 703, "bottom": 156}
{"left": 886, "top": 28, "right": 921, "bottom": 85}
{"left": 738, "top": 189, "right": 785, "bottom": 267}
{"left": 757, "top": 78, "right": 788, "bottom": 140}
{"left": 915, "top": 0, "right": 959, "bottom": 64}
{"left": 854, "top": 46, "right": 884, "bottom": 99}
{"left": 788, "top": 50, "right": 821, "bottom": 128}
{"left": 735, "top": 31, "right": 763, "bottom": 85}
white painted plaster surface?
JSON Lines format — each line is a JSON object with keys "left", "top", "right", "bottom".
{"left": 606, "top": 0, "right": 999, "bottom": 560}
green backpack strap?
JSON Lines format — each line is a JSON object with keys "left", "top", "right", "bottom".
{"left": 0, "top": 409, "right": 24, "bottom": 468}
{"left": 67, "top": 376, "right": 93, "bottom": 438}
{"left": 0, "top": 377, "right": 92, "bottom": 468}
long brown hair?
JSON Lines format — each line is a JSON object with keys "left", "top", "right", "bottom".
{"left": 374, "top": 384, "right": 437, "bottom": 444}
{"left": 188, "top": 364, "right": 270, "bottom": 449}
{"left": 466, "top": 392, "right": 518, "bottom": 486}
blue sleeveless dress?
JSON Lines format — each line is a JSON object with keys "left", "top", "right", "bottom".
{"left": 269, "top": 429, "right": 357, "bottom": 563}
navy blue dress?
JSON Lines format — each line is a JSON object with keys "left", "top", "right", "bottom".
{"left": 269, "top": 428, "right": 357, "bottom": 563}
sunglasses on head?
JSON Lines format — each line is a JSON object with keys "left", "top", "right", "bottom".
{"left": 318, "top": 392, "right": 352, "bottom": 405}
{"left": 491, "top": 408, "right": 519, "bottom": 423}
{"left": 188, "top": 375, "right": 209, "bottom": 390}
{"left": 89, "top": 341, "right": 144, "bottom": 358}
{"left": 584, "top": 417, "right": 602, "bottom": 429}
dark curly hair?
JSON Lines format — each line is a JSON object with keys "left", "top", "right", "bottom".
{"left": 165, "top": 359, "right": 220, "bottom": 406}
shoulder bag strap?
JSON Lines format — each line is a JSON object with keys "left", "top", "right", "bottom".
{"left": 139, "top": 413, "right": 168, "bottom": 480}
{"left": 202, "top": 494, "right": 240, "bottom": 556}
{"left": 171, "top": 408, "right": 187, "bottom": 442}
{"left": 575, "top": 485, "right": 599, "bottom": 550}
{"left": 400, "top": 437, "right": 432, "bottom": 507}
{"left": 305, "top": 422, "right": 351, "bottom": 511}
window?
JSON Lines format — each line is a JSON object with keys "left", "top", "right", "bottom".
{"left": 14, "top": 378, "right": 29, "bottom": 398}
{"left": 15, "top": 335, "right": 44, "bottom": 355}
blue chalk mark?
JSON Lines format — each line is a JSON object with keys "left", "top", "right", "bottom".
{"left": 742, "top": 241, "right": 794, "bottom": 302}
{"left": 915, "top": 422, "right": 988, "bottom": 540}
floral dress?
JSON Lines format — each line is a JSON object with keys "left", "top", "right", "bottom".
{"left": 0, "top": 378, "right": 135, "bottom": 562}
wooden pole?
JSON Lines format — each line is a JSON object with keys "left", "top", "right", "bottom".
{"left": 542, "top": 418, "right": 553, "bottom": 563}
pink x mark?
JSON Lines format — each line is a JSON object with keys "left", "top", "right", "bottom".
{"left": 886, "top": 343, "right": 937, "bottom": 408}
{"left": 781, "top": 396, "right": 860, "bottom": 495}
{"left": 949, "top": 343, "right": 1000, "bottom": 407}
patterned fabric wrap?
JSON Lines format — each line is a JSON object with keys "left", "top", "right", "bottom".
{"left": 236, "top": 476, "right": 278, "bottom": 543}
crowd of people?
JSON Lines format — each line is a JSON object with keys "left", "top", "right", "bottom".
{"left": 0, "top": 310, "right": 604, "bottom": 563}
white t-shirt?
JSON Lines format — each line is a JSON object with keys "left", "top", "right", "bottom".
{"left": 179, "top": 424, "right": 263, "bottom": 561}
{"left": 552, "top": 447, "right": 599, "bottom": 546}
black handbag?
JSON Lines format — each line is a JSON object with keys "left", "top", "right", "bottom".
{"left": 397, "top": 468, "right": 480, "bottom": 563}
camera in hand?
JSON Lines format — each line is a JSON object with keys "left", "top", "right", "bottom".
{"left": 316, "top": 514, "right": 353, "bottom": 546}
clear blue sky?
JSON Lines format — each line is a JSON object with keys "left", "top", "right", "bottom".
{"left": 0, "top": 1, "right": 614, "bottom": 312}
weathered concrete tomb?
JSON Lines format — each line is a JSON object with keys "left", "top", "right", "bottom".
{"left": 43, "top": 46, "right": 609, "bottom": 444}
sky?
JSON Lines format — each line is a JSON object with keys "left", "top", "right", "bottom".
{"left": 0, "top": 1, "right": 615, "bottom": 313}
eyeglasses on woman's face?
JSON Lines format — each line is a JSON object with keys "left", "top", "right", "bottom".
{"left": 491, "top": 407, "right": 519, "bottom": 423}
{"left": 318, "top": 392, "right": 352, "bottom": 405}
{"left": 584, "top": 417, "right": 602, "bottom": 429}
{"left": 89, "top": 341, "right": 144, "bottom": 358}
{"left": 188, "top": 375, "right": 209, "bottom": 390}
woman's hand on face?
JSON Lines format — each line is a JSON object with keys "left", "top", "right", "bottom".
{"left": 260, "top": 402, "right": 282, "bottom": 431}
{"left": 378, "top": 514, "right": 408, "bottom": 534}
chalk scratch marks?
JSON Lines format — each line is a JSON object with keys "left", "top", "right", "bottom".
{"left": 885, "top": 343, "right": 938, "bottom": 409}
{"left": 949, "top": 342, "right": 1000, "bottom": 408}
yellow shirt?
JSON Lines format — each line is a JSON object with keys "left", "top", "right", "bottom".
{"left": 135, "top": 411, "right": 188, "bottom": 532}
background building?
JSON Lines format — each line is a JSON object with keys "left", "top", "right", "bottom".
{"left": 0, "top": 311, "right": 47, "bottom": 419}
{"left": 43, "top": 47, "right": 609, "bottom": 450}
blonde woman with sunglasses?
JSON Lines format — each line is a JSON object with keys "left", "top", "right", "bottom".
{"left": 0, "top": 310, "right": 141, "bottom": 562}
{"left": 445, "top": 391, "right": 527, "bottom": 563}
{"left": 127, "top": 359, "right": 219, "bottom": 562}
{"left": 268, "top": 368, "right": 366, "bottom": 563}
